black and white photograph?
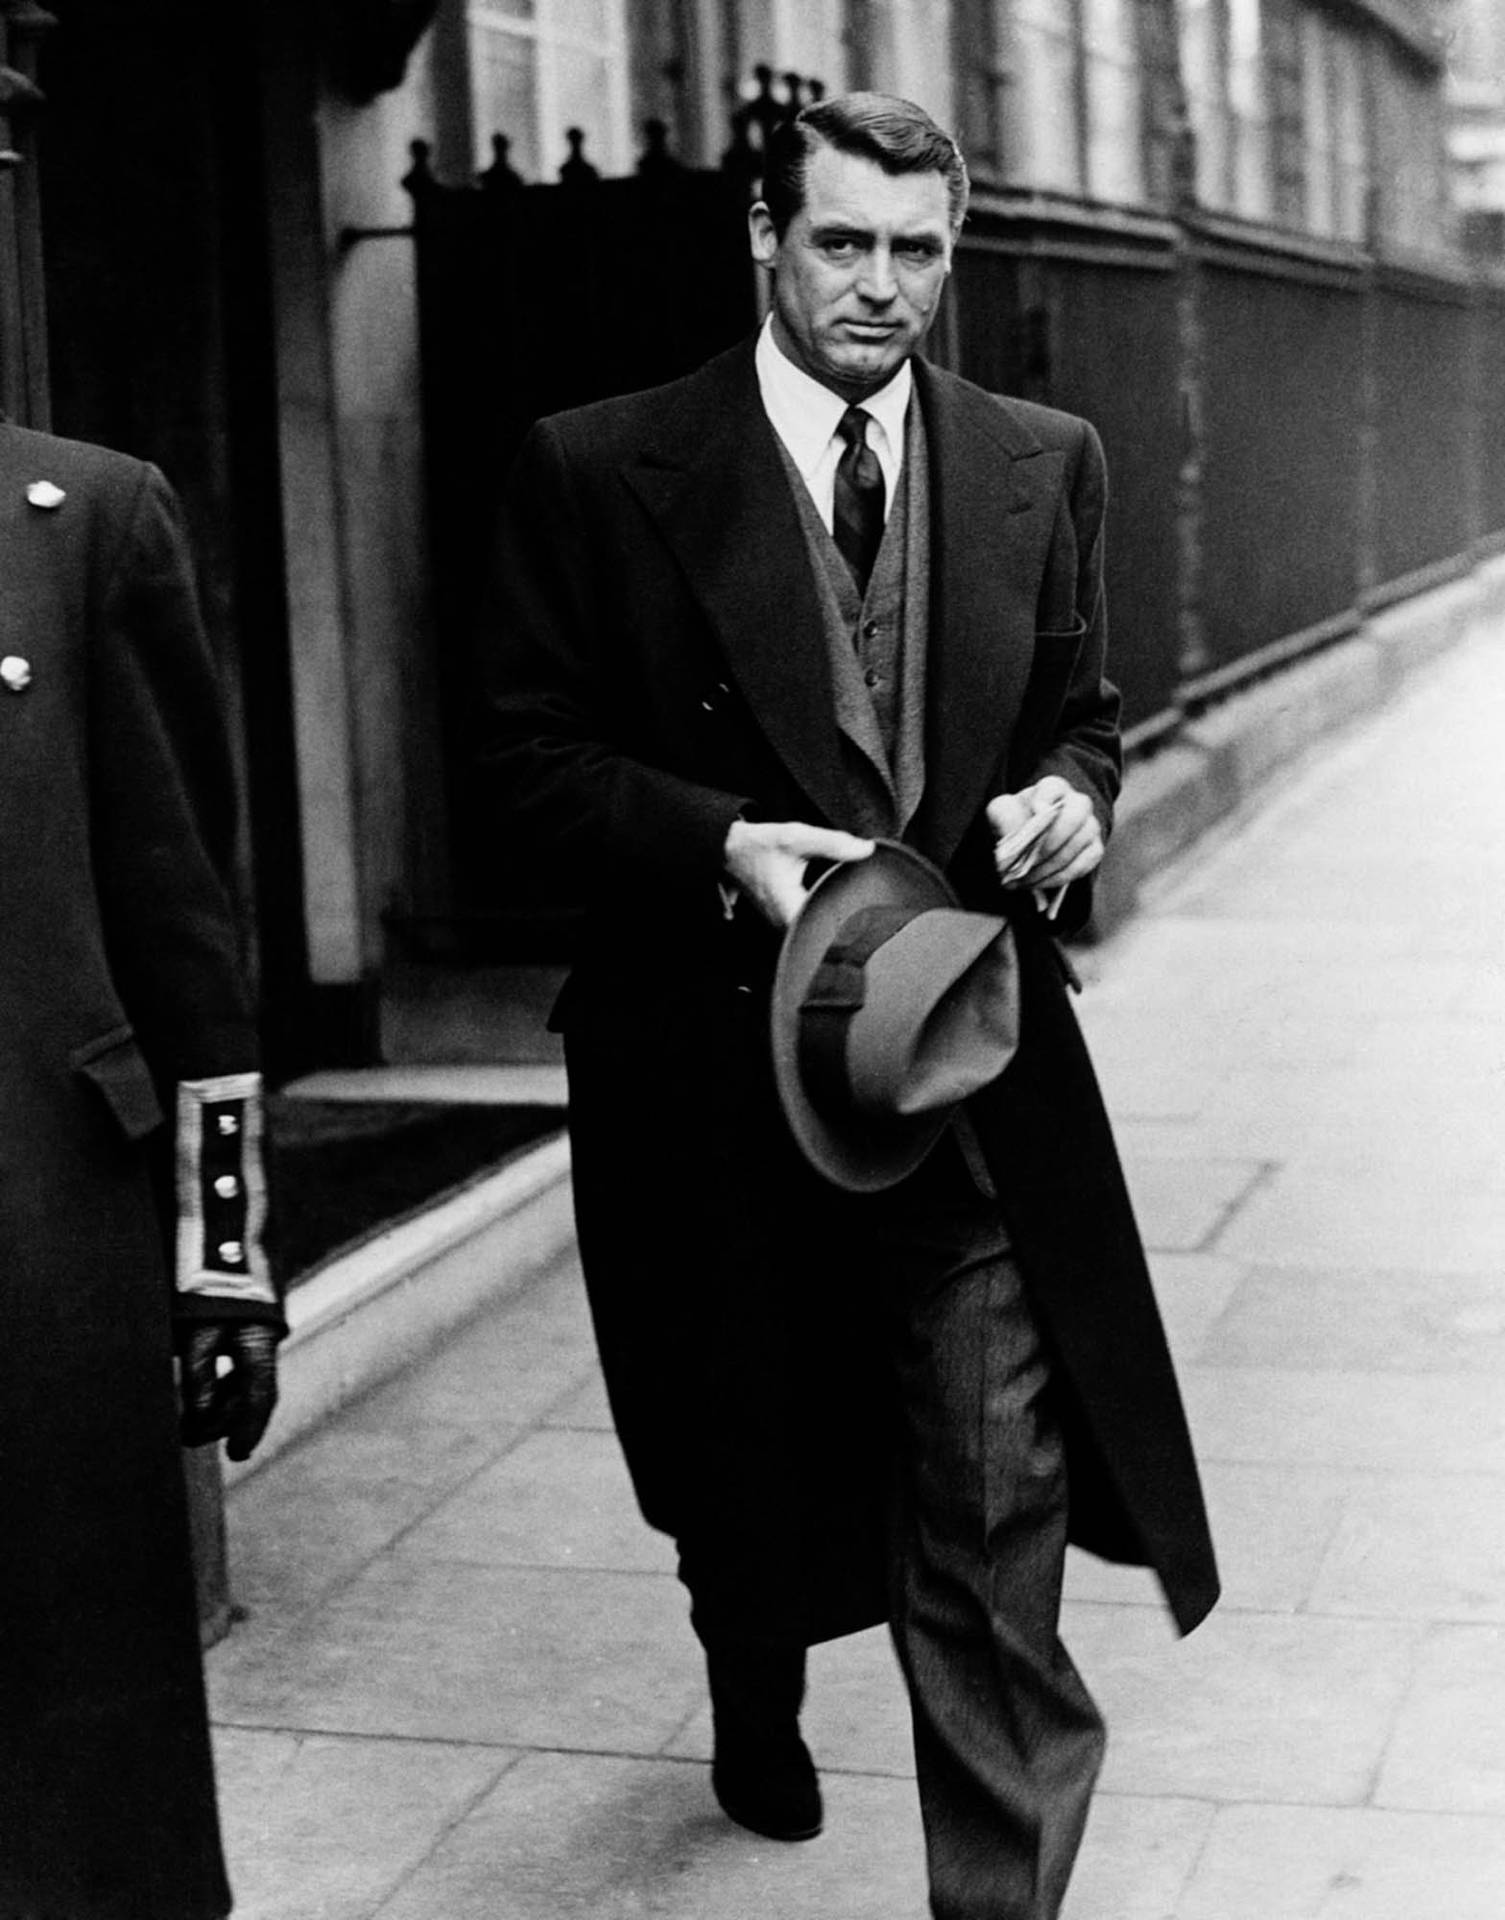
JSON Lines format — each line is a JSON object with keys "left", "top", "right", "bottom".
{"left": 1, "top": 1, "right": 1502, "bottom": 1915}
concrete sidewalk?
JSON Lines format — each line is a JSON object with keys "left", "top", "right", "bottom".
{"left": 209, "top": 614, "right": 1505, "bottom": 1918}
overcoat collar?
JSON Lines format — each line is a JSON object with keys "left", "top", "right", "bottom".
{"left": 622, "top": 339, "right": 1060, "bottom": 867}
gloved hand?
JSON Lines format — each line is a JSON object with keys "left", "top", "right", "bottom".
{"left": 179, "top": 1320, "right": 281, "bottom": 1462}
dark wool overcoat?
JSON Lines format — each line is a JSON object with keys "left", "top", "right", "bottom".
{"left": 482, "top": 340, "right": 1219, "bottom": 1647}
{"left": 0, "top": 423, "right": 259, "bottom": 1919}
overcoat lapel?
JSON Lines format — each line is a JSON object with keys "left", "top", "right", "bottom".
{"left": 909, "top": 360, "right": 1060, "bottom": 867}
{"left": 621, "top": 343, "right": 1064, "bottom": 855}
{"left": 622, "top": 346, "right": 852, "bottom": 830}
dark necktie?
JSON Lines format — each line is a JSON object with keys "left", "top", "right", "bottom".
{"left": 833, "top": 406, "right": 885, "bottom": 594}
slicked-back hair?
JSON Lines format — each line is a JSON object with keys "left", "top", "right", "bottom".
{"left": 760, "top": 91, "right": 970, "bottom": 239}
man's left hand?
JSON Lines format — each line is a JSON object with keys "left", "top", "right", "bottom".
{"left": 179, "top": 1321, "right": 280, "bottom": 1462}
{"left": 986, "top": 775, "right": 1103, "bottom": 891}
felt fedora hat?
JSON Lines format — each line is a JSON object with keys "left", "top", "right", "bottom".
{"left": 771, "top": 840, "right": 1020, "bottom": 1193}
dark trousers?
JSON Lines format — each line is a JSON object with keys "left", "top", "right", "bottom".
{"left": 691, "top": 1135, "right": 1105, "bottom": 1918}
{"left": 874, "top": 1138, "right": 1105, "bottom": 1920}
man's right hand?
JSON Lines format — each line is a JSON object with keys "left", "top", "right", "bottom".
{"left": 723, "top": 819, "right": 874, "bottom": 927}
{"left": 179, "top": 1320, "right": 281, "bottom": 1463}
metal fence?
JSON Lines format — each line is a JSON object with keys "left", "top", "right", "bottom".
{"left": 946, "top": 196, "right": 1505, "bottom": 742}
{"left": 1371, "top": 266, "right": 1479, "bottom": 594}
{"left": 950, "top": 222, "right": 1184, "bottom": 738}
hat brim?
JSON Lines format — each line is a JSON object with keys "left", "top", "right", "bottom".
{"left": 771, "top": 840, "right": 961, "bottom": 1193}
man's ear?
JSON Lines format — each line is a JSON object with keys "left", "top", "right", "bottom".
{"left": 748, "top": 199, "right": 779, "bottom": 269}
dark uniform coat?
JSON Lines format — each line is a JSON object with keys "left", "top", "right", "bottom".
{"left": 482, "top": 341, "right": 1219, "bottom": 1648}
{"left": 0, "top": 423, "right": 276, "bottom": 1919}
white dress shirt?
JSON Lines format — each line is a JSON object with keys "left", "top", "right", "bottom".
{"left": 754, "top": 315, "right": 911, "bottom": 530}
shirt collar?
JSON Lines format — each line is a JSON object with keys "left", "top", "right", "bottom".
{"left": 754, "top": 314, "right": 913, "bottom": 480}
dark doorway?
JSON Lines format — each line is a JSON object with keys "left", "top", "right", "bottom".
{"left": 408, "top": 154, "right": 758, "bottom": 955}
{"left": 38, "top": 1, "right": 323, "bottom": 1077}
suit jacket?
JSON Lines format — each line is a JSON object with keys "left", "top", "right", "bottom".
{"left": 482, "top": 340, "right": 1218, "bottom": 1644}
{"left": 0, "top": 422, "right": 269, "bottom": 1918}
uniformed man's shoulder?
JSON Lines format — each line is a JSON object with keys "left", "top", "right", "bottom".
{"left": 0, "top": 420, "right": 158, "bottom": 504}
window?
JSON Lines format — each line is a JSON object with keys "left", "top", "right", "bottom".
{"left": 955, "top": 0, "right": 1150, "bottom": 206}
{"left": 1330, "top": 29, "right": 1368, "bottom": 242}
{"left": 768, "top": 0, "right": 847, "bottom": 94}
{"left": 1181, "top": 0, "right": 1383, "bottom": 235}
{"left": 1180, "top": 0, "right": 1274, "bottom": 221}
{"left": 1082, "top": 0, "right": 1145, "bottom": 205}
{"left": 1300, "top": 10, "right": 1337, "bottom": 236}
{"left": 1372, "top": 39, "right": 1449, "bottom": 255}
{"left": 951, "top": 0, "right": 1007, "bottom": 174}
{"left": 1181, "top": 0, "right": 1234, "bottom": 208}
{"left": 1003, "top": 0, "right": 1085, "bottom": 194}
{"left": 1266, "top": 0, "right": 1306, "bottom": 227}
{"left": 882, "top": 0, "right": 957, "bottom": 130}
{"left": 1226, "top": 0, "right": 1273, "bottom": 221}
{"left": 467, "top": 0, "right": 631, "bottom": 180}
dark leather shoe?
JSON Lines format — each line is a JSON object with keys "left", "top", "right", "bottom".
{"left": 712, "top": 1731, "right": 823, "bottom": 1842}
{"left": 706, "top": 1641, "right": 823, "bottom": 1842}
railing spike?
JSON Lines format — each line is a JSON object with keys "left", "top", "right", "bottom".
{"left": 637, "top": 117, "right": 681, "bottom": 180}
{"left": 401, "top": 136, "right": 437, "bottom": 199}
{"left": 559, "top": 126, "right": 599, "bottom": 186}
{"left": 480, "top": 132, "right": 524, "bottom": 193}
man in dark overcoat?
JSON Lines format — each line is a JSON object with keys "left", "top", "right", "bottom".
{"left": 482, "top": 91, "right": 1218, "bottom": 1920}
{"left": 0, "top": 417, "right": 283, "bottom": 1918}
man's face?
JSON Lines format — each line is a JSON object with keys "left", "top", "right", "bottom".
{"left": 750, "top": 144, "right": 954, "bottom": 400}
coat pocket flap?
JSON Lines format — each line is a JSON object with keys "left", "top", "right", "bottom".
{"left": 1035, "top": 614, "right": 1089, "bottom": 644}
{"left": 72, "top": 1026, "right": 166, "bottom": 1142}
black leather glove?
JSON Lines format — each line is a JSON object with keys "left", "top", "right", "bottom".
{"left": 179, "top": 1320, "right": 281, "bottom": 1462}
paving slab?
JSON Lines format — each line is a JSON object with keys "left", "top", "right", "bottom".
{"left": 541, "top": 1366, "right": 615, "bottom": 1432}
{"left": 214, "top": 1727, "right": 514, "bottom": 1920}
{"left": 369, "top": 1752, "right": 931, "bottom": 1920}
{"left": 212, "top": 1556, "right": 700, "bottom": 1752}
{"left": 227, "top": 1416, "right": 511, "bottom": 1616}
{"left": 1060, "top": 1795, "right": 1214, "bottom": 1919}
{"left": 1118, "top": 1154, "right": 1269, "bottom": 1253}
{"left": 1203, "top": 1266, "right": 1505, "bottom": 1373}
{"left": 1181, "top": 1367, "right": 1505, "bottom": 1474}
{"left": 1375, "top": 1625, "right": 1505, "bottom": 1815}
{"left": 338, "top": 1247, "right": 598, "bottom": 1441}
{"left": 1177, "top": 1804, "right": 1505, "bottom": 1920}
{"left": 391, "top": 1427, "right": 676, "bottom": 1575}
{"left": 1066, "top": 1602, "right": 1423, "bottom": 1805}
{"left": 1141, "top": 1250, "right": 1248, "bottom": 1359}
{"left": 210, "top": 616, "right": 1505, "bottom": 1915}
{"left": 1308, "top": 1472, "right": 1505, "bottom": 1623}
{"left": 1213, "top": 1164, "right": 1505, "bottom": 1269}
{"left": 1067, "top": 1461, "right": 1354, "bottom": 1614}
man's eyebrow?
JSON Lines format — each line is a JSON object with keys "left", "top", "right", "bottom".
{"left": 807, "top": 221, "right": 948, "bottom": 248}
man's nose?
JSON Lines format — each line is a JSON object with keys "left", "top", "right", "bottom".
{"left": 856, "top": 247, "right": 898, "bottom": 302}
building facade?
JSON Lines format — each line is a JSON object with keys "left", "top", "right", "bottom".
{"left": 1, "top": 0, "right": 1487, "bottom": 1073}
{"left": 1446, "top": 0, "right": 1505, "bottom": 261}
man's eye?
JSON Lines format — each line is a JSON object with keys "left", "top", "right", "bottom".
{"left": 898, "top": 243, "right": 941, "bottom": 264}
{"left": 821, "top": 238, "right": 861, "bottom": 260}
